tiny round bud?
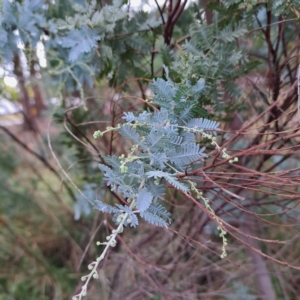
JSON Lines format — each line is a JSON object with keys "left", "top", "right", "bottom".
{"left": 106, "top": 236, "right": 111, "bottom": 241}
{"left": 93, "top": 130, "right": 103, "bottom": 139}
{"left": 93, "top": 273, "right": 99, "bottom": 279}
{"left": 96, "top": 241, "right": 101, "bottom": 246}
{"left": 88, "top": 265, "right": 93, "bottom": 270}
{"left": 81, "top": 276, "right": 86, "bottom": 281}
{"left": 229, "top": 160, "right": 233, "bottom": 163}
{"left": 234, "top": 157, "right": 238, "bottom": 162}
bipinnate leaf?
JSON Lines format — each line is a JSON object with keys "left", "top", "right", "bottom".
{"left": 136, "top": 189, "right": 152, "bottom": 212}
{"left": 61, "top": 26, "right": 101, "bottom": 61}
{"left": 94, "top": 200, "right": 120, "bottom": 214}
{"left": 140, "top": 203, "right": 172, "bottom": 228}
{"left": 129, "top": 213, "right": 139, "bottom": 227}
{"left": 167, "top": 143, "right": 206, "bottom": 166}
{"left": 187, "top": 118, "right": 220, "bottom": 134}
{"left": 118, "top": 124, "right": 141, "bottom": 145}
{"left": 146, "top": 171, "right": 190, "bottom": 193}
{"left": 140, "top": 211, "right": 168, "bottom": 228}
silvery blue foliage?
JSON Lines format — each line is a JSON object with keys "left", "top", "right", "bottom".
{"left": 140, "top": 203, "right": 172, "bottom": 227}
{"left": 94, "top": 200, "right": 139, "bottom": 227}
{"left": 171, "top": 13, "right": 261, "bottom": 111}
{"left": 146, "top": 171, "right": 190, "bottom": 193}
{"left": 59, "top": 26, "right": 101, "bottom": 62}
{"left": 49, "top": 0, "right": 163, "bottom": 90}
{"left": 136, "top": 189, "right": 152, "bottom": 212}
{"left": 73, "top": 183, "right": 97, "bottom": 220}
{"left": 94, "top": 70, "right": 221, "bottom": 228}
{"left": 0, "top": 0, "right": 163, "bottom": 94}
{"left": 187, "top": 118, "right": 220, "bottom": 135}
{"left": 0, "top": 0, "right": 47, "bottom": 62}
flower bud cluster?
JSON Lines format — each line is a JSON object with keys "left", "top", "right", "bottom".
{"left": 189, "top": 180, "right": 227, "bottom": 259}
{"left": 93, "top": 130, "right": 103, "bottom": 138}
{"left": 189, "top": 181, "right": 203, "bottom": 199}
{"left": 72, "top": 201, "right": 134, "bottom": 300}
{"left": 93, "top": 124, "right": 122, "bottom": 139}
{"left": 154, "top": 178, "right": 160, "bottom": 185}
{"left": 180, "top": 125, "right": 239, "bottom": 166}
{"left": 222, "top": 149, "right": 238, "bottom": 163}
{"left": 119, "top": 153, "right": 139, "bottom": 173}
{"left": 218, "top": 225, "right": 228, "bottom": 259}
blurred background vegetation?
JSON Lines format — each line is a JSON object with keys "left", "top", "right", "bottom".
{"left": 1, "top": 0, "right": 300, "bottom": 299}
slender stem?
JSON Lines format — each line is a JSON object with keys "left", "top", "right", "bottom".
{"left": 73, "top": 173, "right": 149, "bottom": 299}
{"left": 74, "top": 200, "right": 136, "bottom": 300}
